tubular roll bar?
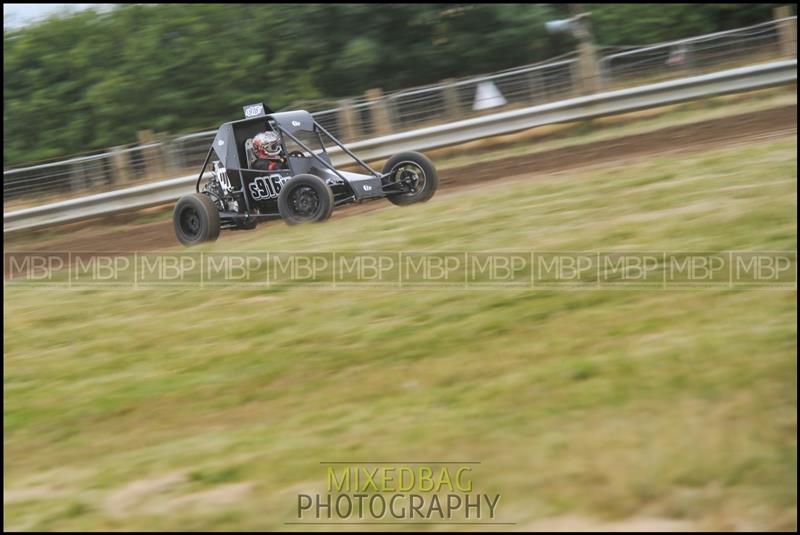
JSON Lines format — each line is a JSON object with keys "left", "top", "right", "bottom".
{"left": 312, "top": 122, "right": 380, "bottom": 176}
{"left": 195, "top": 146, "right": 215, "bottom": 192}
{"left": 276, "top": 127, "right": 352, "bottom": 183}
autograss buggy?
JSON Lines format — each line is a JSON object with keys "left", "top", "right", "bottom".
{"left": 173, "top": 102, "right": 438, "bottom": 245}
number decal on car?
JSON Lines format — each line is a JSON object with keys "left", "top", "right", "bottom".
{"left": 249, "top": 174, "right": 288, "bottom": 201}
{"left": 244, "top": 103, "right": 265, "bottom": 117}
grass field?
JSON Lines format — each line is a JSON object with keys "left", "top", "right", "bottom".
{"left": 4, "top": 137, "right": 797, "bottom": 530}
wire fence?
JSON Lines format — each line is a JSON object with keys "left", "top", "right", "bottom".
{"left": 3, "top": 16, "right": 796, "bottom": 205}
{"left": 598, "top": 16, "right": 795, "bottom": 87}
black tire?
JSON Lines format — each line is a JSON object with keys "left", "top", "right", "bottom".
{"left": 277, "top": 174, "right": 334, "bottom": 225}
{"left": 382, "top": 151, "right": 438, "bottom": 206}
{"left": 173, "top": 193, "right": 221, "bottom": 246}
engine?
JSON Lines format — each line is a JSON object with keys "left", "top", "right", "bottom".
{"left": 204, "top": 161, "right": 241, "bottom": 213}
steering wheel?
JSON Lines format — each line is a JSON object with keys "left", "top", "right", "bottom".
{"left": 288, "top": 151, "right": 306, "bottom": 158}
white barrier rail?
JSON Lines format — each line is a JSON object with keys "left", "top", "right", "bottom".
{"left": 4, "top": 59, "right": 796, "bottom": 234}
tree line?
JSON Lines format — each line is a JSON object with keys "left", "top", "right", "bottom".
{"left": 3, "top": 3, "right": 780, "bottom": 167}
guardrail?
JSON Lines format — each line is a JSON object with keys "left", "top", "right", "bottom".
{"left": 599, "top": 16, "right": 796, "bottom": 85}
{"left": 4, "top": 59, "right": 796, "bottom": 234}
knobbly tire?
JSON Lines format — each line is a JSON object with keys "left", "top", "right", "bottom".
{"left": 277, "top": 174, "right": 334, "bottom": 225}
{"left": 173, "top": 193, "right": 221, "bottom": 246}
{"left": 382, "top": 151, "right": 438, "bottom": 206}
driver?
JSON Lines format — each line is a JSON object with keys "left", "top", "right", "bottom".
{"left": 251, "top": 131, "right": 286, "bottom": 171}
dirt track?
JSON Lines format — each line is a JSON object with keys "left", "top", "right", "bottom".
{"left": 5, "top": 104, "right": 796, "bottom": 254}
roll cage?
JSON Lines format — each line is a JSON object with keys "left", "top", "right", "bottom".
{"left": 195, "top": 110, "right": 388, "bottom": 192}
{"left": 193, "top": 105, "right": 411, "bottom": 228}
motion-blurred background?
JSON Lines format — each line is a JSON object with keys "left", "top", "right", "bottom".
{"left": 4, "top": 3, "right": 797, "bottom": 532}
{"left": 2, "top": 2, "right": 794, "bottom": 202}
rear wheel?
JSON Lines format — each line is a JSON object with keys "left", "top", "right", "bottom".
{"left": 382, "top": 151, "right": 438, "bottom": 206}
{"left": 173, "top": 193, "right": 221, "bottom": 246}
{"left": 277, "top": 174, "right": 334, "bottom": 225}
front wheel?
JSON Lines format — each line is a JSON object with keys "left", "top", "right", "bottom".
{"left": 173, "top": 193, "right": 221, "bottom": 246}
{"left": 277, "top": 174, "right": 334, "bottom": 225}
{"left": 382, "top": 151, "right": 438, "bottom": 206}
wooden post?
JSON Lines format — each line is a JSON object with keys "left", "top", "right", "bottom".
{"left": 85, "top": 158, "right": 101, "bottom": 189}
{"left": 569, "top": 4, "right": 603, "bottom": 95}
{"left": 569, "top": 61, "right": 583, "bottom": 98}
{"left": 137, "top": 129, "right": 166, "bottom": 179}
{"left": 441, "top": 79, "right": 461, "bottom": 121}
{"left": 110, "top": 146, "right": 132, "bottom": 185}
{"left": 69, "top": 162, "right": 86, "bottom": 193}
{"left": 579, "top": 41, "right": 603, "bottom": 94}
{"left": 527, "top": 69, "right": 544, "bottom": 104}
{"left": 337, "top": 99, "right": 359, "bottom": 141}
{"left": 365, "top": 88, "right": 393, "bottom": 136}
{"left": 775, "top": 6, "right": 797, "bottom": 58}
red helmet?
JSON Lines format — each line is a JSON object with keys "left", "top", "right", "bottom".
{"left": 252, "top": 131, "right": 281, "bottom": 159}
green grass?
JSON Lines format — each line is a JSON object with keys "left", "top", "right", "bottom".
{"left": 3, "top": 137, "right": 797, "bottom": 531}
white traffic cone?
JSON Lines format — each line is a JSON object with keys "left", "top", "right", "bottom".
{"left": 473, "top": 81, "right": 508, "bottom": 111}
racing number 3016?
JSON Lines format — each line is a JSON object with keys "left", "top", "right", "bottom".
{"left": 249, "top": 174, "right": 286, "bottom": 201}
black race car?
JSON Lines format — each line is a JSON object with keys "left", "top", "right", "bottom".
{"left": 173, "top": 102, "right": 438, "bottom": 245}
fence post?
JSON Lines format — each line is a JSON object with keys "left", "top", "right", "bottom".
{"left": 567, "top": 4, "right": 604, "bottom": 95}
{"left": 85, "top": 158, "right": 102, "bottom": 189}
{"left": 110, "top": 146, "right": 132, "bottom": 185}
{"left": 365, "top": 88, "right": 393, "bottom": 136}
{"left": 569, "top": 61, "right": 582, "bottom": 97}
{"left": 527, "top": 69, "right": 545, "bottom": 104}
{"left": 337, "top": 99, "right": 359, "bottom": 142}
{"left": 137, "top": 129, "right": 166, "bottom": 179}
{"left": 160, "top": 138, "right": 181, "bottom": 174}
{"left": 775, "top": 6, "right": 797, "bottom": 58}
{"left": 441, "top": 79, "right": 461, "bottom": 121}
{"left": 69, "top": 162, "right": 87, "bottom": 193}
{"left": 576, "top": 41, "right": 603, "bottom": 94}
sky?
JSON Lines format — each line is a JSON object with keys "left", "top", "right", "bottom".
{"left": 3, "top": 4, "right": 115, "bottom": 29}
